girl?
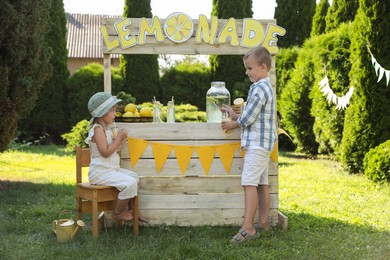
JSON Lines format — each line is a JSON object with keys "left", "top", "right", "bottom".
{"left": 85, "top": 92, "right": 137, "bottom": 221}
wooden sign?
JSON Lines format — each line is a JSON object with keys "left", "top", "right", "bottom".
{"left": 100, "top": 12, "right": 286, "bottom": 55}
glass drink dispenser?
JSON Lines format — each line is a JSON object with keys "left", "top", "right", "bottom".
{"left": 206, "top": 81, "right": 230, "bottom": 123}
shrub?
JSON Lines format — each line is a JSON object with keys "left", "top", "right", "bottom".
{"left": 160, "top": 61, "right": 211, "bottom": 111}
{"left": 363, "top": 140, "right": 390, "bottom": 183}
{"left": 61, "top": 120, "right": 89, "bottom": 152}
{"left": 279, "top": 46, "right": 318, "bottom": 155}
{"left": 67, "top": 63, "right": 125, "bottom": 127}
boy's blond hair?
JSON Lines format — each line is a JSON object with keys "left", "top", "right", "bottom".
{"left": 243, "top": 46, "right": 272, "bottom": 71}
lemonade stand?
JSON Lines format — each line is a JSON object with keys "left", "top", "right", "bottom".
{"left": 100, "top": 13, "right": 287, "bottom": 228}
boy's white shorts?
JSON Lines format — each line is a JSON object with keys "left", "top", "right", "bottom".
{"left": 241, "top": 147, "right": 270, "bottom": 186}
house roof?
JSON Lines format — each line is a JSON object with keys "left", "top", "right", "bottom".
{"left": 66, "top": 13, "right": 121, "bottom": 59}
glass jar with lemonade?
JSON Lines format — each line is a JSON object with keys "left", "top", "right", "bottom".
{"left": 206, "top": 81, "right": 231, "bottom": 123}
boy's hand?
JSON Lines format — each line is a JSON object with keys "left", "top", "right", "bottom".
{"left": 221, "top": 104, "right": 239, "bottom": 121}
{"left": 221, "top": 120, "right": 239, "bottom": 131}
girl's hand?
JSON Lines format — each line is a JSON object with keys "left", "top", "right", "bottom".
{"left": 117, "top": 128, "right": 128, "bottom": 142}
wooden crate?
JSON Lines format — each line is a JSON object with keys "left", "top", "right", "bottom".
{"left": 119, "top": 122, "right": 282, "bottom": 226}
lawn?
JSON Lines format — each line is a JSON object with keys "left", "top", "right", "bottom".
{"left": 0, "top": 145, "right": 389, "bottom": 259}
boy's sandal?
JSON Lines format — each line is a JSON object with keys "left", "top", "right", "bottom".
{"left": 254, "top": 223, "right": 271, "bottom": 232}
{"left": 230, "top": 228, "right": 260, "bottom": 244}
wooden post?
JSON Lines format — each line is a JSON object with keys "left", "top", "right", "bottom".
{"left": 103, "top": 53, "right": 111, "bottom": 93}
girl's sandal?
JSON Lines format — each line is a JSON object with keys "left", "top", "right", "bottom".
{"left": 230, "top": 228, "right": 260, "bottom": 244}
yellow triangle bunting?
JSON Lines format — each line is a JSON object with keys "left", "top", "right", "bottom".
{"left": 195, "top": 146, "right": 216, "bottom": 175}
{"left": 216, "top": 143, "right": 237, "bottom": 174}
{"left": 173, "top": 146, "right": 194, "bottom": 175}
{"left": 151, "top": 142, "right": 172, "bottom": 173}
{"left": 127, "top": 137, "right": 148, "bottom": 168}
{"left": 270, "top": 141, "right": 278, "bottom": 163}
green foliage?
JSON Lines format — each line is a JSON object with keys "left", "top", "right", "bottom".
{"left": 209, "top": 0, "right": 252, "bottom": 95}
{"left": 363, "top": 140, "right": 390, "bottom": 183}
{"left": 0, "top": 0, "right": 52, "bottom": 151}
{"left": 160, "top": 61, "right": 211, "bottom": 111}
{"left": 18, "top": 0, "right": 70, "bottom": 144}
{"left": 310, "top": 0, "right": 330, "bottom": 37}
{"left": 121, "top": 0, "right": 160, "bottom": 103}
{"left": 341, "top": 0, "right": 390, "bottom": 173}
{"left": 116, "top": 91, "right": 136, "bottom": 105}
{"left": 275, "top": 47, "right": 300, "bottom": 100}
{"left": 325, "top": 0, "right": 359, "bottom": 33}
{"left": 279, "top": 46, "right": 319, "bottom": 155}
{"left": 310, "top": 24, "right": 352, "bottom": 156}
{"left": 61, "top": 120, "right": 89, "bottom": 152}
{"left": 67, "top": 63, "right": 124, "bottom": 127}
{"left": 275, "top": 0, "right": 316, "bottom": 47}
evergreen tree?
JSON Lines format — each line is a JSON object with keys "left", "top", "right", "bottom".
{"left": 121, "top": 0, "right": 160, "bottom": 103}
{"left": 341, "top": 0, "right": 390, "bottom": 173}
{"left": 325, "top": 0, "right": 359, "bottom": 32}
{"left": 0, "top": 0, "right": 52, "bottom": 151}
{"left": 275, "top": 0, "right": 316, "bottom": 47}
{"left": 311, "top": 0, "right": 330, "bottom": 37}
{"left": 209, "top": 0, "right": 253, "bottom": 96}
{"left": 19, "top": 0, "right": 69, "bottom": 143}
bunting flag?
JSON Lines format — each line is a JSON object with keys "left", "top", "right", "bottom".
{"left": 216, "top": 143, "right": 237, "bottom": 173}
{"left": 195, "top": 146, "right": 216, "bottom": 175}
{"left": 318, "top": 76, "right": 354, "bottom": 110}
{"left": 127, "top": 137, "right": 148, "bottom": 167}
{"left": 173, "top": 145, "right": 195, "bottom": 174}
{"left": 150, "top": 142, "right": 172, "bottom": 173}
{"left": 368, "top": 47, "right": 390, "bottom": 86}
{"left": 270, "top": 141, "right": 278, "bottom": 163}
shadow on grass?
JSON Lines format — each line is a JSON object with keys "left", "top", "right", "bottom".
{"left": 0, "top": 180, "right": 389, "bottom": 259}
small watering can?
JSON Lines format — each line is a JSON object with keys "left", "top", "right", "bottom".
{"left": 52, "top": 219, "right": 85, "bottom": 242}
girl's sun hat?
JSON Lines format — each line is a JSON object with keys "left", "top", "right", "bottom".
{"left": 88, "top": 92, "right": 122, "bottom": 123}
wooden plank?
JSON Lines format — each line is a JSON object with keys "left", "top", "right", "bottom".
{"left": 121, "top": 158, "right": 278, "bottom": 177}
{"left": 138, "top": 208, "right": 279, "bottom": 226}
{"left": 120, "top": 140, "right": 242, "bottom": 159}
{"left": 118, "top": 122, "right": 241, "bottom": 140}
{"left": 277, "top": 211, "right": 288, "bottom": 230}
{"left": 104, "top": 40, "right": 268, "bottom": 55}
{"left": 121, "top": 157, "right": 243, "bottom": 176}
{"left": 138, "top": 194, "right": 278, "bottom": 209}
{"left": 138, "top": 176, "right": 278, "bottom": 194}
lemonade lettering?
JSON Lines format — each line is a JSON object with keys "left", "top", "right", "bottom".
{"left": 100, "top": 12, "right": 286, "bottom": 52}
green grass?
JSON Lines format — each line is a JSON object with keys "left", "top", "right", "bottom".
{"left": 1, "top": 146, "right": 389, "bottom": 259}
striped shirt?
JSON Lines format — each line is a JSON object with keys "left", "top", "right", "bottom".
{"left": 237, "top": 77, "right": 277, "bottom": 152}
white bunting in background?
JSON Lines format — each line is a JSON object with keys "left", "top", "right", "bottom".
{"left": 368, "top": 47, "right": 390, "bottom": 86}
{"left": 318, "top": 76, "right": 354, "bottom": 110}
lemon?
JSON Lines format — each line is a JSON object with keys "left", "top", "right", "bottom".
{"left": 122, "top": 111, "right": 134, "bottom": 117}
{"left": 139, "top": 107, "right": 152, "bottom": 117}
{"left": 133, "top": 111, "right": 140, "bottom": 117}
{"left": 233, "top": 98, "right": 244, "bottom": 106}
{"left": 164, "top": 12, "right": 194, "bottom": 43}
{"left": 124, "top": 103, "right": 137, "bottom": 113}
{"left": 115, "top": 111, "right": 122, "bottom": 117}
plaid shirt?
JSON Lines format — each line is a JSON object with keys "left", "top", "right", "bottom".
{"left": 237, "top": 77, "right": 277, "bottom": 152}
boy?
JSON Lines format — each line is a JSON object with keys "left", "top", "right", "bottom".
{"left": 221, "top": 46, "right": 277, "bottom": 243}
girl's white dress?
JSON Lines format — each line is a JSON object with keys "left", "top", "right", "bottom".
{"left": 85, "top": 124, "right": 138, "bottom": 200}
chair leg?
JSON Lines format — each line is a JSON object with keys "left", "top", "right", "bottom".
{"left": 92, "top": 190, "right": 99, "bottom": 238}
{"left": 76, "top": 195, "right": 82, "bottom": 221}
{"left": 132, "top": 196, "right": 139, "bottom": 236}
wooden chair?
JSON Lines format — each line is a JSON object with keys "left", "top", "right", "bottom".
{"left": 76, "top": 145, "right": 139, "bottom": 238}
